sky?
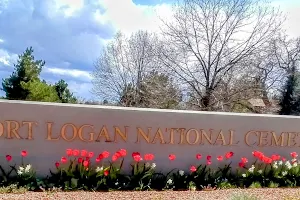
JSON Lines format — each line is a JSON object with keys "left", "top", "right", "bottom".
{"left": 0, "top": 0, "right": 299, "bottom": 101}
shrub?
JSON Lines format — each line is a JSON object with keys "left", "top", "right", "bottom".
{"left": 0, "top": 184, "right": 27, "bottom": 194}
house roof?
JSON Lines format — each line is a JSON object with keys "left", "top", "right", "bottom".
{"left": 248, "top": 98, "right": 266, "bottom": 107}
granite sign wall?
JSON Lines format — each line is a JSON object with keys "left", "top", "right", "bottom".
{"left": 0, "top": 100, "right": 298, "bottom": 175}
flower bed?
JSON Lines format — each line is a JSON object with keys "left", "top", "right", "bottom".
{"left": 0, "top": 149, "right": 300, "bottom": 191}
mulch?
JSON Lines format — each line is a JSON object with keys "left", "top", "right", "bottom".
{"left": 0, "top": 188, "right": 299, "bottom": 200}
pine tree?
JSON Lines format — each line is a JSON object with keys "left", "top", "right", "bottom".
{"left": 54, "top": 80, "right": 77, "bottom": 103}
{"left": 2, "top": 47, "right": 77, "bottom": 103}
{"left": 21, "top": 80, "right": 60, "bottom": 102}
{"left": 279, "top": 64, "right": 300, "bottom": 115}
{"left": 2, "top": 47, "right": 45, "bottom": 100}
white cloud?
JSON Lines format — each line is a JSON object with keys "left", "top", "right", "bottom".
{"left": 0, "top": 58, "right": 9, "bottom": 66}
{"left": 0, "top": 0, "right": 173, "bottom": 83}
{"left": 54, "top": 0, "right": 84, "bottom": 16}
{"left": 0, "top": 0, "right": 114, "bottom": 68}
{"left": 0, "top": 49, "right": 17, "bottom": 67}
{"left": 96, "top": 0, "right": 173, "bottom": 35}
{"left": 95, "top": 0, "right": 300, "bottom": 38}
{"left": 67, "top": 81, "right": 93, "bottom": 99}
{"left": 44, "top": 67, "right": 92, "bottom": 80}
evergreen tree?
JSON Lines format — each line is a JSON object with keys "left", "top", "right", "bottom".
{"left": 140, "top": 71, "right": 182, "bottom": 109}
{"left": 2, "top": 47, "right": 78, "bottom": 103}
{"left": 279, "top": 64, "right": 300, "bottom": 115}
{"left": 21, "top": 80, "right": 60, "bottom": 102}
{"left": 2, "top": 47, "right": 45, "bottom": 100}
{"left": 119, "top": 71, "right": 182, "bottom": 109}
{"left": 54, "top": 79, "right": 77, "bottom": 103}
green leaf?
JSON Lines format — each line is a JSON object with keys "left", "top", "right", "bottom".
{"left": 71, "top": 178, "right": 78, "bottom": 189}
{"left": 64, "top": 181, "right": 70, "bottom": 189}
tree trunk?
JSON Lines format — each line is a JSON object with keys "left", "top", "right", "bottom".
{"left": 201, "top": 88, "right": 213, "bottom": 111}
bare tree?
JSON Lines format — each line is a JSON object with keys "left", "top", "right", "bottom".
{"left": 207, "top": 67, "right": 262, "bottom": 112}
{"left": 159, "top": 0, "right": 283, "bottom": 111}
{"left": 249, "top": 35, "right": 300, "bottom": 100}
{"left": 198, "top": 35, "right": 300, "bottom": 113}
{"left": 91, "top": 30, "right": 162, "bottom": 104}
{"left": 270, "top": 35, "right": 300, "bottom": 73}
{"left": 219, "top": 35, "right": 300, "bottom": 114}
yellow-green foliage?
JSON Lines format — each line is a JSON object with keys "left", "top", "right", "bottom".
{"left": 249, "top": 182, "right": 262, "bottom": 189}
{"left": 0, "top": 184, "right": 27, "bottom": 194}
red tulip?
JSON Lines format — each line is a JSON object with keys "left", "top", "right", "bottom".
{"left": 252, "top": 151, "right": 263, "bottom": 158}
{"left": 241, "top": 157, "right": 248, "bottom": 163}
{"left": 5, "top": 155, "right": 12, "bottom": 162}
{"left": 21, "top": 150, "right": 27, "bottom": 157}
{"left": 112, "top": 154, "right": 118, "bottom": 162}
{"left": 133, "top": 154, "right": 142, "bottom": 162}
{"left": 72, "top": 149, "right": 80, "bottom": 156}
{"left": 225, "top": 152, "right": 234, "bottom": 159}
{"left": 81, "top": 150, "right": 88, "bottom": 157}
{"left": 61, "top": 157, "right": 67, "bottom": 163}
{"left": 144, "top": 154, "right": 155, "bottom": 161}
{"left": 217, "top": 156, "right": 223, "bottom": 161}
{"left": 271, "top": 154, "right": 280, "bottom": 161}
{"left": 291, "top": 152, "right": 298, "bottom": 158}
{"left": 263, "top": 156, "right": 272, "bottom": 164}
{"left": 55, "top": 162, "right": 60, "bottom": 168}
{"left": 262, "top": 156, "right": 268, "bottom": 163}
{"left": 78, "top": 157, "right": 83, "bottom": 163}
{"left": 88, "top": 152, "right": 94, "bottom": 158}
{"left": 104, "top": 170, "right": 109, "bottom": 176}
{"left": 98, "top": 154, "right": 104, "bottom": 160}
{"left": 149, "top": 154, "right": 155, "bottom": 161}
{"left": 119, "top": 149, "right": 127, "bottom": 157}
{"left": 132, "top": 152, "right": 140, "bottom": 157}
{"left": 282, "top": 157, "right": 286, "bottom": 161}
{"left": 258, "top": 155, "right": 265, "bottom": 161}
{"left": 95, "top": 157, "right": 101, "bottom": 162}
{"left": 206, "top": 155, "right": 211, "bottom": 160}
{"left": 144, "top": 154, "right": 149, "bottom": 161}
{"left": 102, "top": 151, "right": 110, "bottom": 158}
{"left": 190, "top": 165, "right": 197, "bottom": 172}
{"left": 206, "top": 160, "right": 212, "bottom": 165}
{"left": 66, "top": 149, "right": 73, "bottom": 156}
{"left": 169, "top": 154, "right": 176, "bottom": 161}
{"left": 83, "top": 160, "right": 89, "bottom": 167}
{"left": 252, "top": 151, "right": 265, "bottom": 161}
{"left": 239, "top": 162, "right": 245, "bottom": 168}
{"left": 196, "top": 154, "right": 202, "bottom": 160}
{"left": 115, "top": 151, "right": 122, "bottom": 158}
